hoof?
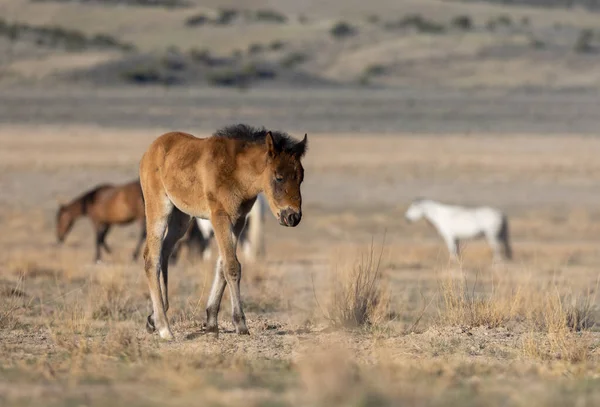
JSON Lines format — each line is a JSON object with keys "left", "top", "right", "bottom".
{"left": 236, "top": 326, "right": 250, "bottom": 335}
{"left": 206, "top": 324, "right": 219, "bottom": 338}
{"left": 146, "top": 315, "right": 156, "bottom": 333}
{"left": 159, "top": 328, "right": 174, "bottom": 341}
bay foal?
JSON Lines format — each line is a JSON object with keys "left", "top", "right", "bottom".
{"left": 56, "top": 180, "right": 146, "bottom": 262}
{"left": 139, "top": 124, "right": 307, "bottom": 340}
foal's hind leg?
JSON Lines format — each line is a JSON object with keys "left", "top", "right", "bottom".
{"left": 142, "top": 194, "right": 174, "bottom": 340}
{"left": 158, "top": 209, "right": 191, "bottom": 314}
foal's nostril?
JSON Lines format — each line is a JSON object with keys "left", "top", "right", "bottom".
{"left": 287, "top": 212, "right": 301, "bottom": 226}
{"left": 280, "top": 208, "right": 302, "bottom": 227}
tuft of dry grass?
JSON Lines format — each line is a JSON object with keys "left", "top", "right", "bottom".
{"left": 90, "top": 268, "right": 138, "bottom": 321}
{"left": 324, "top": 240, "right": 390, "bottom": 329}
{"left": 437, "top": 269, "right": 598, "bottom": 365}
{"left": 438, "top": 271, "right": 523, "bottom": 328}
{"left": 0, "top": 277, "right": 26, "bottom": 329}
{"left": 100, "top": 324, "right": 149, "bottom": 362}
{"left": 521, "top": 286, "right": 597, "bottom": 364}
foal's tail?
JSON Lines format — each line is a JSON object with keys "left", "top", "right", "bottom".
{"left": 244, "top": 195, "right": 266, "bottom": 261}
{"left": 498, "top": 215, "right": 513, "bottom": 260}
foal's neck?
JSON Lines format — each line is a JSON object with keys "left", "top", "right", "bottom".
{"left": 234, "top": 144, "right": 268, "bottom": 199}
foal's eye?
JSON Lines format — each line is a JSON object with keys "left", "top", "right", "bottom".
{"left": 275, "top": 175, "right": 284, "bottom": 183}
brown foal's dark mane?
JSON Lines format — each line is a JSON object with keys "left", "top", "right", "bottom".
{"left": 213, "top": 124, "right": 307, "bottom": 157}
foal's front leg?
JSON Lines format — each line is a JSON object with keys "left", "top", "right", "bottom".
{"left": 205, "top": 257, "right": 226, "bottom": 335}
{"left": 206, "top": 212, "right": 248, "bottom": 335}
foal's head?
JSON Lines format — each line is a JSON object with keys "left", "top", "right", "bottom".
{"left": 56, "top": 205, "right": 75, "bottom": 243}
{"left": 263, "top": 131, "right": 308, "bottom": 227}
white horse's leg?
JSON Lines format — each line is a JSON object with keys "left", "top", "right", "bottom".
{"left": 246, "top": 196, "right": 265, "bottom": 260}
{"left": 443, "top": 234, "right": 460, "bottom": 262}
{"left": 486, "top": 233, "right": 503, "bottom": 263}
{"left": 242, "top": 240, "right": 254, "bottom": 262}
{"left": 196, "top": 218, "right": 214, "bottom": 260}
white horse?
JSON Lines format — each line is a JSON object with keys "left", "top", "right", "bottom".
{"left": 405, "top": 198, "right": 512, "bottom": 262}
{"left": 173, "top": 194, "right": 266, "bottom": 262}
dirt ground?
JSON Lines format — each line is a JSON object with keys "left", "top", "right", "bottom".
{"left": 2, "top": 108, "right": 600, "bottom": 406}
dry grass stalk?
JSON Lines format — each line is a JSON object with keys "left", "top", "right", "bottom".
{"left": 0, "top": 276, "right": 26, "bottom": 330}
{"left": 325, "top": 239, "right": 390, "bottom": 328}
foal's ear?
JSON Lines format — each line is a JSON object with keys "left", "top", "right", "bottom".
{"left": 291, "top": 134, "right": 308, "bottom": 158}
{"left": 266, "top": 131, "right": 276, "bottom": 158}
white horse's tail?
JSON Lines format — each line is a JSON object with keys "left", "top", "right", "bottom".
{"left": 243, "top": 195, "right": 266, "bottom": 261}
{"left": 498, "top": 215, "right": 512, "bottom": 260}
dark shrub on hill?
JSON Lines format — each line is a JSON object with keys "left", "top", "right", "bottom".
{"left": 330, "top": 21, "right": 357, "bottom": 39}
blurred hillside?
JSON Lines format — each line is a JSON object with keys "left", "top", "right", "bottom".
{"left": 1, "top": 0, "right": 600, "bottom": 89}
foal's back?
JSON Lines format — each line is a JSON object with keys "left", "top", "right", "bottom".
{"left": 141, "top": 131, "right": 242, "bottom": 218}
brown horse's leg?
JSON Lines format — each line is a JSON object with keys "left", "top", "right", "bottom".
{"left": 208, "top": 210, "right": 249, "bottom": 335}
{"left": 142, "top": 194, "right": 173, "bottom": 340}
{"left": 159, "top": 208, "right": 191, "bottom": 313}
{"left": 94, "top": 223, "right": 109, "bottom": 263}
{"left": 132, "top": 220, "right": 147, "bottom": 261}
{"left": 100, "top": 225, "right": 112, "bottom": 254}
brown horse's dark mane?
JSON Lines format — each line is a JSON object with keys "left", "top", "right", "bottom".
{"left": 61, "top": 184, "right": 113, "bottom": 216}
{"left": 213, "top": 124, "right": 307, "bottom": 157}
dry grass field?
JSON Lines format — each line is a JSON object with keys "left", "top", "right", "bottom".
{"left": 2, "top": 124, "right": 600, "bottom": 406}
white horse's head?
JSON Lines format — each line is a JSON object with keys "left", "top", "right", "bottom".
{"left": 405, "top": 199, "right": 427, "bottom": 222}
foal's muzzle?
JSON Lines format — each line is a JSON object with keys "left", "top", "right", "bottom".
{"left": 280, "top": 208, "right": 302, "bottom": 227}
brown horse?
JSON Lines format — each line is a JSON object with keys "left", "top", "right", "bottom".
{"left": 56, "top": 180, "right": 146, "bottom": 263}
{"left": 140, "top": 124, "right": 307, "bottom": 340}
